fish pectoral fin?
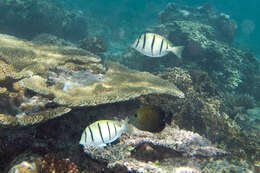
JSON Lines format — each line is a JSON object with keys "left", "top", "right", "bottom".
{"left": 168, "top": 46, "right": 184, "bottom": 59}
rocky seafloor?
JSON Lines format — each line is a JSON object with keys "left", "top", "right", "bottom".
{"left": 0, "top": 1, "right": 260, "bottom": 173}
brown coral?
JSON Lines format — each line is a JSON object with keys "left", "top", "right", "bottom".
{"left": 7, "top": 153, "right": 79, "bottom": 173}
{"left": 0, "top": 60, "right": 16, "bottom": 80}
{"left": 41, "top": 154, "right": 79, "bottom": 173}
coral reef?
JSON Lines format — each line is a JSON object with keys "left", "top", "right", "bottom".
{"left": 158, "top": 3, "right": 237, "bottom": 44}
{"left": 236, "top": 106, "right": 260, "bottom": 132}
{"left": 119, "top": 2, "right": 259, "bottom": 95}
{"left": 7, "top": 153, "right": 79, "bottom": 173}
{"left": 79, "top": 35, "right": 107, "bottom": 55}
{"left": 0, "top": 129, "right": 37, "bottom": 171}
{"left": 0, "top": 33, "right": 184, "bottom": 128}
{"left": 158, "top": 20, "right": 258, "bottom": 92}
{"left": 89, "top": 124, "right": 226, "bottom": 172}
{"left": 40, "top": 154, "right": 79, "bottom": 173}
{"left": 19, "top": 61, "right": 184, "bottom": 107}
{"left": 0, "top": 0, "right": 88, "bottom": 41}
{"left": 7, "top": 153, "right": 42, "bottom": 173}
{"left": 222, "top": 92, "right": 256, "bottom": 118}
{"left": 0, "top": 59, "right": 256, "bottom": 172}
{"left": 0, "top": 2, "right": 259, "bottom": 172}
{"left": 32, "top": 33, "right": 74, "bottom": 47}
{"left": 203, "top": 159, "right": 253, "bottom": 173}
{"left": 139, "top": 66, "right": 259, "bottom": 170}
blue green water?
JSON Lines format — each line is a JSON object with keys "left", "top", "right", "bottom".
{"left": 65, "top": 0, "right": 259, "bottom": 57}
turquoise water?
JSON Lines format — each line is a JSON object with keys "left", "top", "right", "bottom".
{"left": 65, "top": 0, "right": 259, "bottom": 57}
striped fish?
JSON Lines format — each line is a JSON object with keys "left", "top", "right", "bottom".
{"left": 131, "top": 33, "right": 184, "bottom": 58}
{"left": 79, "top": 119, "right": 128, "bottom": 148}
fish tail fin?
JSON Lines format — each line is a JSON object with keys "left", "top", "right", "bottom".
{"left": 168, "top": 46, "right": 184, "bottom": 59}
{"left": 122, "top": 117, "right": 133, "bottom": 134}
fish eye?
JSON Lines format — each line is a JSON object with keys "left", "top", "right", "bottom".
{"left": 134, "top": 113, "right": 137, "bottom": 117}
{"left": 97, "top": 75, "right": 104, "bottom": 80}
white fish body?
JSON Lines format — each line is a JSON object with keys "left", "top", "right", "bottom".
{"left": 131, "top": 33, "right": 184, "bottom": 58}
{"left": 173, "top": 166, "right": 201, "bottom": 173}
{"left": 79, "top": 119, "right": 128, "bottom": 148}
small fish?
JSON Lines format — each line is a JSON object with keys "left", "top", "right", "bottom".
{"left": 130, "top": 105, "right": 165, "bottom": 132}
{"left": 131, "top": 33, "right": 184, "bottom": 58}
{"left": 79, "top": 119, "right": 128, "bottom": 148}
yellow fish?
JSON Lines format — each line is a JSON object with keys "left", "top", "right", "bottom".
{"left": 131, "top": 105, "right": 165, "bottom": 132}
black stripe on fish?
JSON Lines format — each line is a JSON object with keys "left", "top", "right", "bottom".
{"left": 166, "top": 42, "right": 168, "bottom": 49}
{"left": 160, "top": 39, "right": 164, "bottom": 55}
{"left": 107, "top": 122, "right": 111, "bottom": 140}
{"left": 98, "top": 123, "right": 105, "bottom": 143}
{"left": 84, "top": 129, "right": 87, "bottom": 143}
{"left": 113, "top": 123, "right": 117, "bottom": 135}
{"left": 135, "top": 35, "right": 141, "bottom": 48}
{"left": 151, "top": 35, "right": 155, "bottom": 56}
{"left": 142, "top": 33, "right": 146, "bottom": 49}
{"left": 89, "top": 127, "right": 94, "bottom": 142}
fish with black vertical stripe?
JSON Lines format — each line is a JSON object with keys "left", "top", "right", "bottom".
{"left": 131, "top": 33, "right": 184, "bottom": 58}
{"left": 79, "top": 119, "right": 129, "bottom": 148}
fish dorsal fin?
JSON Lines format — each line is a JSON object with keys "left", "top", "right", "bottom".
{"left": 146, "top": 33, "right": 172, "bottom": 45}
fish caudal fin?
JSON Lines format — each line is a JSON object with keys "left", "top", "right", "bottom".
{"left": 168, "top": 46, "right": 184, "bottom": 59}
{"left": 122, "top": 117, "right": 133, "bottom": 134}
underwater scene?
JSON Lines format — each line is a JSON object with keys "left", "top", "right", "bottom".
{"left": 0, "top": 0, "right": 260, "bottom": 172}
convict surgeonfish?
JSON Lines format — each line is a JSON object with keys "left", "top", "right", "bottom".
{"left": 79, "top": 119, "right": 128, "bottom": 148}
{"left": 131, "top": 33, "right": 184, "bottom": 58}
